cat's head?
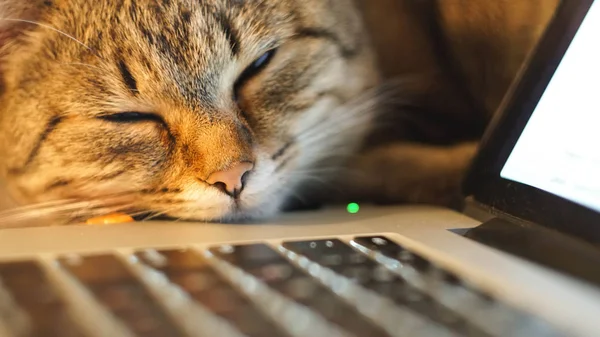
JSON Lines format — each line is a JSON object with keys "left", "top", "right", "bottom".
{"left": 0, "top": 0, "right": 379, "bottom": 222}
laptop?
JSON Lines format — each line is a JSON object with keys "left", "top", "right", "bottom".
{"left": 1, "top": 0, "right": 599, "bottom": 336}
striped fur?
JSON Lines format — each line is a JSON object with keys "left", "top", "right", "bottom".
{"left": 0, "top": 0, "right": 378, "bottom": 222}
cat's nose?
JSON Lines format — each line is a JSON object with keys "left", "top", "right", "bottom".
{"left": 206, "top": 161, "right": 254, "bottom": 198}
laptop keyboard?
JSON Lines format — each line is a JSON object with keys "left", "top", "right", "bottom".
{"left": 0, "top": 236, "right": 569, "bottom": 337}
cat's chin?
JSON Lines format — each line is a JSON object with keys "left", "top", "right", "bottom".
{"left": 154, "top": 198, "right": 283, "bottom": 224}
{"left": 219, "top": 201, "right": 283, "bottom": 224}
{"left": 175, "top": 208, "right": 281, "bottom": 224}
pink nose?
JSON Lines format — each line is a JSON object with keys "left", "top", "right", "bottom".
{"left": 206, "top": 162, "right": 254, "bottom": 197}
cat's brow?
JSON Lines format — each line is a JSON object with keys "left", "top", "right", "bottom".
{"left": 215, "top": 11, "right": 240, "bottom": 56}
{"left": 295, "top": 27, "right": 357, "bottom": 58}
{"left": 118, "top": 60, "right": 138, "bottom": 93}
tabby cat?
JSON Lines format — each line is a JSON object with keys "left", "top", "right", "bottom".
{"left": 0, "top": 0, "right": 559, "bottom": 224}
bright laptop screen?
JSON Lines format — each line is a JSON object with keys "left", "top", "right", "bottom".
{"left": 501, "top": 2, "right": 600, "bottom": 212}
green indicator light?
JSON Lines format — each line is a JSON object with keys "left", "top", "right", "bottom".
{"left": 347, "top": 203, "right": 360, "bottom": 214}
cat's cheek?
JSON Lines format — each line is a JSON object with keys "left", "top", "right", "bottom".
{"left": 234, "top": 158, "right": 288, "bottom": 219}
{"left": 153, "top": 184, "right": 236, "bottom": 221}
{"left": 14, "top": 121, "right": 172, "bottom": 203}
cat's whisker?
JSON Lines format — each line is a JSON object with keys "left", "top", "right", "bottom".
{"left": 129, "top": 200, "right": 229, "bottom": 222}
{"left": 0, "top": 18, "right": 93, "bottom": 51}
{"left": 138, "top": 204, "right": 196, "bottom": 222}
{"left": 0, "top": 202, "right": 135, "bottom": 228}
{"left": 0, "top": 198, "right": 80, "bottom": 216}
{"left": 292, "top": 166, "right": 365, "bottom": 179}
{"left": 122, "top": 210, "right": 150, "bottom": 220}
{"left": 287, "top": 174, "right": 332, "bottom": 187}
{"left": 295, "top": 98, "right": 379, "bottom": 142}
{"left": 292, "top": 90, "right": 380, "bottom": 138}
{"left": 288, "top": 169, "right": 344, "bottom": 186}
{"left": 140, "top": 210, "right": 172, "bottom": 222}
{"left": 299, "top": 117, "right": 373, "bottom": 144}
{"left": 295, "top": 109, "right": 373, "bottom": 141}
{"left": 299, "top": 126, "right": 365, "bottom": 147}
{"left": 278, "top": 183, "right": 309, "bottom": 205}
{"left": 0, "top": 200, "right": 107, "bottom": 220}
{"left": 292, "top": 167, "right": 345, "bottom": 174}
{"left": 61, "top": 62, "right": 104, "bottom": 72}
{"left": 299, "top": 136, "right": 363, "bottom": 158}
{"left": 69, "top": 204, "right": 138, "bottom": 221}
{"left": 0, "top": 189, "right": 142, "bottom": 228}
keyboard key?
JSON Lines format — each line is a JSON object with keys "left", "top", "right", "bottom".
{"left": 358, "top": 269, "right": 488, "bottom": 336}
{"left": 354, "top": 236, "right": 433, "bottom": 272}
{"left": 410, "top": 253, "right": 433, "bottom": 272}
{"left": 208, "top": 243, "right": 388, "bottom": 336}
{"left": 405, "top": 294, "right": 476, "bottom": 335}
{"left": 339, "top": 264, "right": 373, "bottom": 284}
{"left": 277, "top": 241, "right": 395, "bottom": 336}
{"left": 138, "top": 249, "right": 209, "bottom": 271}
{"left": 59, "top": 254, "right": 132, "bottom": 284}
{"left": 511, "top": 314, "right": 567, "bottom": 337}
{"left": 170, "top": 270, "right": 220, "bottom": 293}
{"left": 441, "top": 270, "right": 462, "bottom": 286}
{"left": 210, "top": 244, "right": 287, "bottom": 268}
{"left": 210, "top": 244, "right": 303, "bottom": 284}
{"left": 59, "top": 254, "right": 184, "bottom": 337}
{"left": 299, "top": 288, "right": 390, "bottom": 337}
{"left": 137, "top": 249, "right": 225, "bottom": 296}
{"left": 222, "top": 305, "right": 290, "bottom": 337}
{"left": 353, "top": 238, "right": 493, "bottom": 336}
{"left": 96, "top": 283, "right": 140, "bottom": 311}
{"left": 285, "top": 239, "right": 395, "bottom": 287}
{"left": 0, "top": 261, "right": 85, "bottom": 337}
{"left": 246, "top": 262, "right": 297, "bottom": 283}
{"left": 282, "top": 239, "right": 370, "bottom": 269}
{"left": 136, "top": 249, "right": 290, "bottom": 337}
{"left": 271, "top": 276, "right": 321, "bottom": 301}
{"left": 192, "top": 283, "right": 247, "bottom": 315}
{"left": 353, "top": 236, "right": 407, "bottom": 257}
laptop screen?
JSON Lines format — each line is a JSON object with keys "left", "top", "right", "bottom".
{"left": 500, "top": 1, "right": 600, "bottom": 213}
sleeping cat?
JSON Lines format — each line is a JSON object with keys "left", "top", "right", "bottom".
{"left": 0, "top": 0, "right": 559, "bottom": 224}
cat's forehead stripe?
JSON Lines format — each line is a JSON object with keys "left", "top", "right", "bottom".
{"left": 117, "top": 61, "right": 138, "bottom": 94}
{"left": 215, "top": 10, "right": 241, "bottom": 56}
{"left": 9, "top": 116, "right": 63, "bottom": 176}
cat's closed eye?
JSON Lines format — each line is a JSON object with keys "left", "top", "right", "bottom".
{"left": 234, "top": 48, "right": 278, "bottom": 102}
{"left": 249, "top": 49, "right": 277, "bottom": 73}
{"left": 97, "top": 112, "right": 163, "bottom": 124}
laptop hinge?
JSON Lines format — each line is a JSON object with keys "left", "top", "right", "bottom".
{"left": 463, "top": 196, "right": 541, "bottom": 228}
{"left": 462, "top": 197, "right": 497, "bottom": 223}
{"left": 463, "top": 216, "right": 600, "bottom": 288}
{"left": 463, "top": 196, "right": 600, "bottom": 287}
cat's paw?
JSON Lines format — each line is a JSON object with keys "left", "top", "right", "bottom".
{"left": 332, "top": 141, "right": 479, "bottom": 209}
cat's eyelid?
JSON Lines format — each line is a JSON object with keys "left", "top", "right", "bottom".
{"left": 253, "top": 48, "right": 277, "bottom": 68}
{"left": 97, "top": 111, "right": 163, "bottom": 124}
{"left": 96, "top": 111, "right": 152, "bottom": 118}
{"left": 241, "top": 48, "right": 278, "bottom": 76}
{"left": 234, "top": 47, "right": 279, "bottom": 99}
{"left": 245, "top": 39, "right": 280, "bottom": 65}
